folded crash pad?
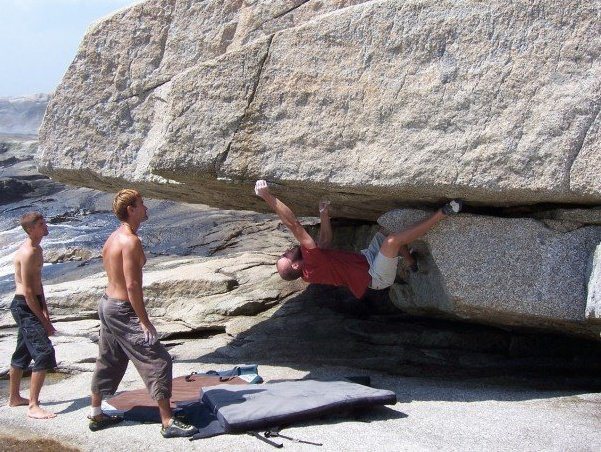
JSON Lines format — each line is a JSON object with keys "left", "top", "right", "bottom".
{"left": 201, "top": 379, "right": 397, "bottom": 433}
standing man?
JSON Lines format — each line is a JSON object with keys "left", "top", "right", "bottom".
{"left": 9, "top": 212, "right": 57, "bottom": 419}
{"left": 88, "top": 189, "right": 196, "bottom": 438}
{"left": 254, "top": 180, "right": 462, "bottom": 299}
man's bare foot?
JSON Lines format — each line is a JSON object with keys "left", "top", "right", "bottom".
{"left": 27, "top": 405, "right": 57, "bottom": 419}
{"left": 8, "top": 395, "right": 29, "bottom": 407}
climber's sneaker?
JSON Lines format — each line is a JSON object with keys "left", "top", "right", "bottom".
{"left": 88, "top": 413, "right": 124, "bottom": 432}
{"left": 160, "top": 418, "right": 197, "bottom": 438}
{"left": 442, "top": 199, "right": 463, "bottom": 215}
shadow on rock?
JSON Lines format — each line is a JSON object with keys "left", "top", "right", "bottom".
{"left": 43, "top": 395, "right": 91, "bottom": 415}
{"left": 175, "top": 284, "right": 601, "bottom": 400}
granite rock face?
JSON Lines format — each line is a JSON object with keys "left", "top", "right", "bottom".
{"left": 586, "top": 244, "right": 601, "bottom": 323}
{"left": 38, "top": 0, "right": 601, "bottom": 219}
{"left": 378, "top": 209, "right": 601, "bottom": 336}
{"left": 30, "top": 0, "right": 601, "bottom": 337}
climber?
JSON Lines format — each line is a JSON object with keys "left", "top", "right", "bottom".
{"left": 254, "top": 180, "right": 462, "bottom": 299}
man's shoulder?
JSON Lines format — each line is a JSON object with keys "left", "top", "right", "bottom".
{"left": 107, "top": 230, "right": 141, "bottom": 248}
{"left": 15, "top": 242, "right": 37, "bottom": 259}
{"left": 120, "top": 233, "right": 143, "bottom": 257}
{"left": 300, "top": 245, "right": 327, "bottom": 263}
{"left": 303, "top": 246, "right": 362, "bottom": 260}
{"left": 300, "top": 245, "right": 320, "bottom": 255}
{"left": 122, "top": 232, "right": 141, "bottom": 245}
{"left": 302, "top": 245, "right": 339, "bottom": 253}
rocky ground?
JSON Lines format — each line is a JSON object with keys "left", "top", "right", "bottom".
{"left": 1, "top": 134, "right": 600, "bottom": 450}
{"left": 1, "top": 352, "right": 600, "bottom": 451}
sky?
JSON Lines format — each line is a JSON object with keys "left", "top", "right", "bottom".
{"left": 0, "top": 0, "right": 140, "bottom": 97}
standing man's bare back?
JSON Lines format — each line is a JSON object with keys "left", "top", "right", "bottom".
{"left": 103, "top": 227, "right": 147, "bottom": 314}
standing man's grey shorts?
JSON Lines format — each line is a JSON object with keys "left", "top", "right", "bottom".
{"left": 91, "top": 295, "right": 172, "bottom": 400}
{"left": 361, "top": 232, "right": 399, "bottom": 290}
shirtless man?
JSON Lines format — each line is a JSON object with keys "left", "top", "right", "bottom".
{"left": 254, "top": 180, "right": 462, "bottom": 299}
{"left": 9, "top": 211, "right": 57, "bottom": 419}
{"left": 88, "top": 189, "right": 196, "bottom": 438}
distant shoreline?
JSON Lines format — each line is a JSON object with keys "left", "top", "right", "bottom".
{"left": 0, "top": 133, "right": 38, "bottom": 141}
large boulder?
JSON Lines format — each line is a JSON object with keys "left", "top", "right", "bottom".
{"left": 32, "top": 0, "right": 601, "bottom": 338}
{"left": 378, "top": 209, "right": 601, "bottom": 337}
{"left": 38, "top": 0, "right": 601, "bottom": 220}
